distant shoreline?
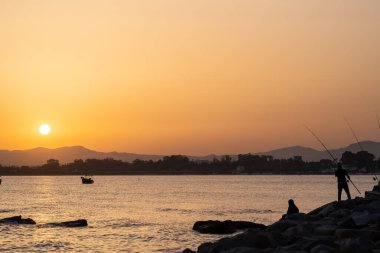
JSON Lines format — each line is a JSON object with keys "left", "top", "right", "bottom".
{"left": 1, "top": 151, "right": 378, "bottom": 176}
{"left": 0, "top": 173, "right": 375, "bottom": 176}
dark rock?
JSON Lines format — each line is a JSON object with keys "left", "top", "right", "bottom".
{"left": 197, "top": 230, "right": 270, "bottom": 253}
{"left": 193, "top": 220, "right": 266, "bottom": 235}
{"left": 0, "top": 215, "right": 23, "bottom": 223}
{"left": 182, "top": 249, "right": 196, "bottom": 253}
{"left": 232, "top": 221, "right": 267, "bottom": 230}
{"left": 193, "top": 221, "right": 236, "bottom": 234}
{"left": 335, "top": 229, "right": 380, "bottom": 241}
{"left": 272, "top": 250, "right": 308, "bottom": 253}
{"left": 219, "top": 247, "right": 261, "bottom": 253}
{"left": 45, "top": 219, "right": 88, "bottom": 227}
{"left": 198, "top": 242, "right": 214, "bottom": 253}
{"left": 336, "top": 217, "right": 359, "bottom": 229}
{"left": 308, "top": 202, "right": 337, "bottom": 217}
{"left": 337, "top": 237, "right": 375, "bottom": 253}
{"left": 328, "top": 208, "right": 351, "bottom": 219}
{"left": 369, "top": 200, "right": 380, "bottom": 210}
{"left": 0, "top": 215, "right": 36, "bottom": 224}
{"left": 266, "top": 220, "right": 298, "bottom": 234}
{"left": 309, "top": 244, "right": 339, "bottom": 253}
{"left": 337, "top": 199, "right": 356, "bottom": 210}
{"left": 18, "top": 218, "right": 36, "bottom": 224}
{"left": 313, "top": 224, "right": 337, "bottom": 236}
{"left": 351, "top": 211, "right": 370, "bottom": 227}
{"left": 280, "top": 237, "right": 319, "bottom": 251}
{"left": 262, "top": 229, "right": 284, "bottom": 248}
{"left": 283, "top": 213, "right": 320, "bottom": 222}
{"left": 375, "top": 239, "right": 380, "bottom": 248}
{"left": 282, "top": 223, "right": 313, "bottom": 239}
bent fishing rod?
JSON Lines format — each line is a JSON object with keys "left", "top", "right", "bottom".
{"left": 304, "top": 125, "right": 337, "bottom": 162}
{"left": 304, "top": 125, "right": 361, "bottom": 195}
{"left": 344, "top": 118, "right": 379, "bottom": 182}
{"left": 344, "top": 118, "right": 364, "bottom": 150}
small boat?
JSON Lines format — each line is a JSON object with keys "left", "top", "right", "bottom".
{"left": 81, "top": 176, "right": 94, "bottom": 184}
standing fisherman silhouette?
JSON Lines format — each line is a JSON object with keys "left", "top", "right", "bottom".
{"left": 335, "top": 162, "right": 351, "bottom": 201}
{"left": 304, "top": 125, "right": 361, "bottom": 198}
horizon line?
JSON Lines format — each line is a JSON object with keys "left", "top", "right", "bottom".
{"left": 1, "top": 139, "right": 378, "bottom": 156}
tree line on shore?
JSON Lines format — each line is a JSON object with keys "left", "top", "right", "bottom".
{"left": 0, "top": 150, "right": 379, "bottom": 175}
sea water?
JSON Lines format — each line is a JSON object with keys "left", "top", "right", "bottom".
{"left": 0, "top": 175, "right": 375, "bottom": 252}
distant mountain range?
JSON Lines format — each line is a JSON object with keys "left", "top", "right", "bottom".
{"left": 258, "top": 140, "right": 380, "bottom": 161}
{"left": 0, "top": 146, "right": 162, "bottom": 166}
{"left": 0, "top": 140, "right": 379, "bottom": 166}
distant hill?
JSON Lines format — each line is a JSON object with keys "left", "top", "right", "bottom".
{"left": 258, "top": 140, "right": 380, "bottom": 161}
{"left": 0, "top": 146, "right": 162, "bottom": 166}
{"left": 0, "top": 141, "right": 379, "bottom": 166}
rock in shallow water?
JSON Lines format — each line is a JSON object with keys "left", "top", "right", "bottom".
{"left": 0, "top": 215, "right": 36, "bottom": 224}
{"left": 193, "top": 220, "right": 266, "bottom": 235}
{"left": 44, "top": 219, "right": 88, "bottom": 227}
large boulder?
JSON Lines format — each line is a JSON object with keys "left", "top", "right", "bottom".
{"left": 279, "top": 237, "right": 319, "bottom": 251}
{"left": 309, "top": 244, "right": 340, "bottom": 253}
{"left": 308, "top": 202, "right": 337, "bottom": 217}
{"left": 193, "top": 220, "right": 266, "bottom": 235}
{"left": 337, "top": 237, "right": 375, "bottom": 253}
{"left": 283, "top": 213, "right": 320, "bottom": 222}
{"left": 313, "top": 224, "right": 337, "bottom": 236}
{"left": 328, "top": 208, "right": 351, "bottom": 219}
{"left": 193, "top": 221, "right": 236, "bottom": 234}
{"left": 282, "top": 223, "right": 314, "bottom": 239}
{"left": 219, "top": 246, "right": 262, "bottom": 253}
{"left": 350, "top": 211, "right": 370, "bottom": 227}
{"left": 335, "top": 229, "right": 380, "bottom": 241}
{"left": 197, "top": 230, "right": 271, "bottom": 253}
{"left": 266, "top": 219, "right": 298, "bottom": 234}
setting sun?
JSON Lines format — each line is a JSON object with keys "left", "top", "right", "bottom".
{"left": 39, "top": 124, "right": 51, "bottom": 135}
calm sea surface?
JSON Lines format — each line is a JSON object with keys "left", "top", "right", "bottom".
{"left": 0, "top": 175, "right": 376, "bottom": 252}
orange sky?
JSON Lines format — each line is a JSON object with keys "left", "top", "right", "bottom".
{"left": 1, "top": 1, "right": 380, "bottom": 155}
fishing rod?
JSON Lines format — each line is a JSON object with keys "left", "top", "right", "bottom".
{"left": 304, "top": 125, "right": 361, "bottom": 195}
{"left": 344, "top": 118, "right": 363, "bottom": 150}
{"left": 304, "top": 125, "right": 337, "bottom": 162}
{"left": 344, "top": 118, "right": 379, "bottom": 182}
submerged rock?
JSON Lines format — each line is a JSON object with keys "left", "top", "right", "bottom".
{"left": 0, "top": 215, "right": 36, "bottom": 224}
{"left": 44, "top": 219, "right": 88, "bottom": 227}
{"left": 186, "top": 192, "right": 380, "bottom": 253}
{"left": 193, "top": 220, "right": 266, "bottom": 234}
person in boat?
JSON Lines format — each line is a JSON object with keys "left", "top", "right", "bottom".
{"left": 286, "top": 199, "right": 299, "bottom": 215}
{"left": 335, "top": 162, "right": 351, "bottom": 201}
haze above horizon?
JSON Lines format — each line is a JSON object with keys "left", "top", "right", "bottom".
{"left": 1, "top": 1, "right": 380, "bottom": 155}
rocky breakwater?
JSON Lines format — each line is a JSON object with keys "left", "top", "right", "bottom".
{"left": 184, "top": 192, "right": 380, "bottom": 253}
